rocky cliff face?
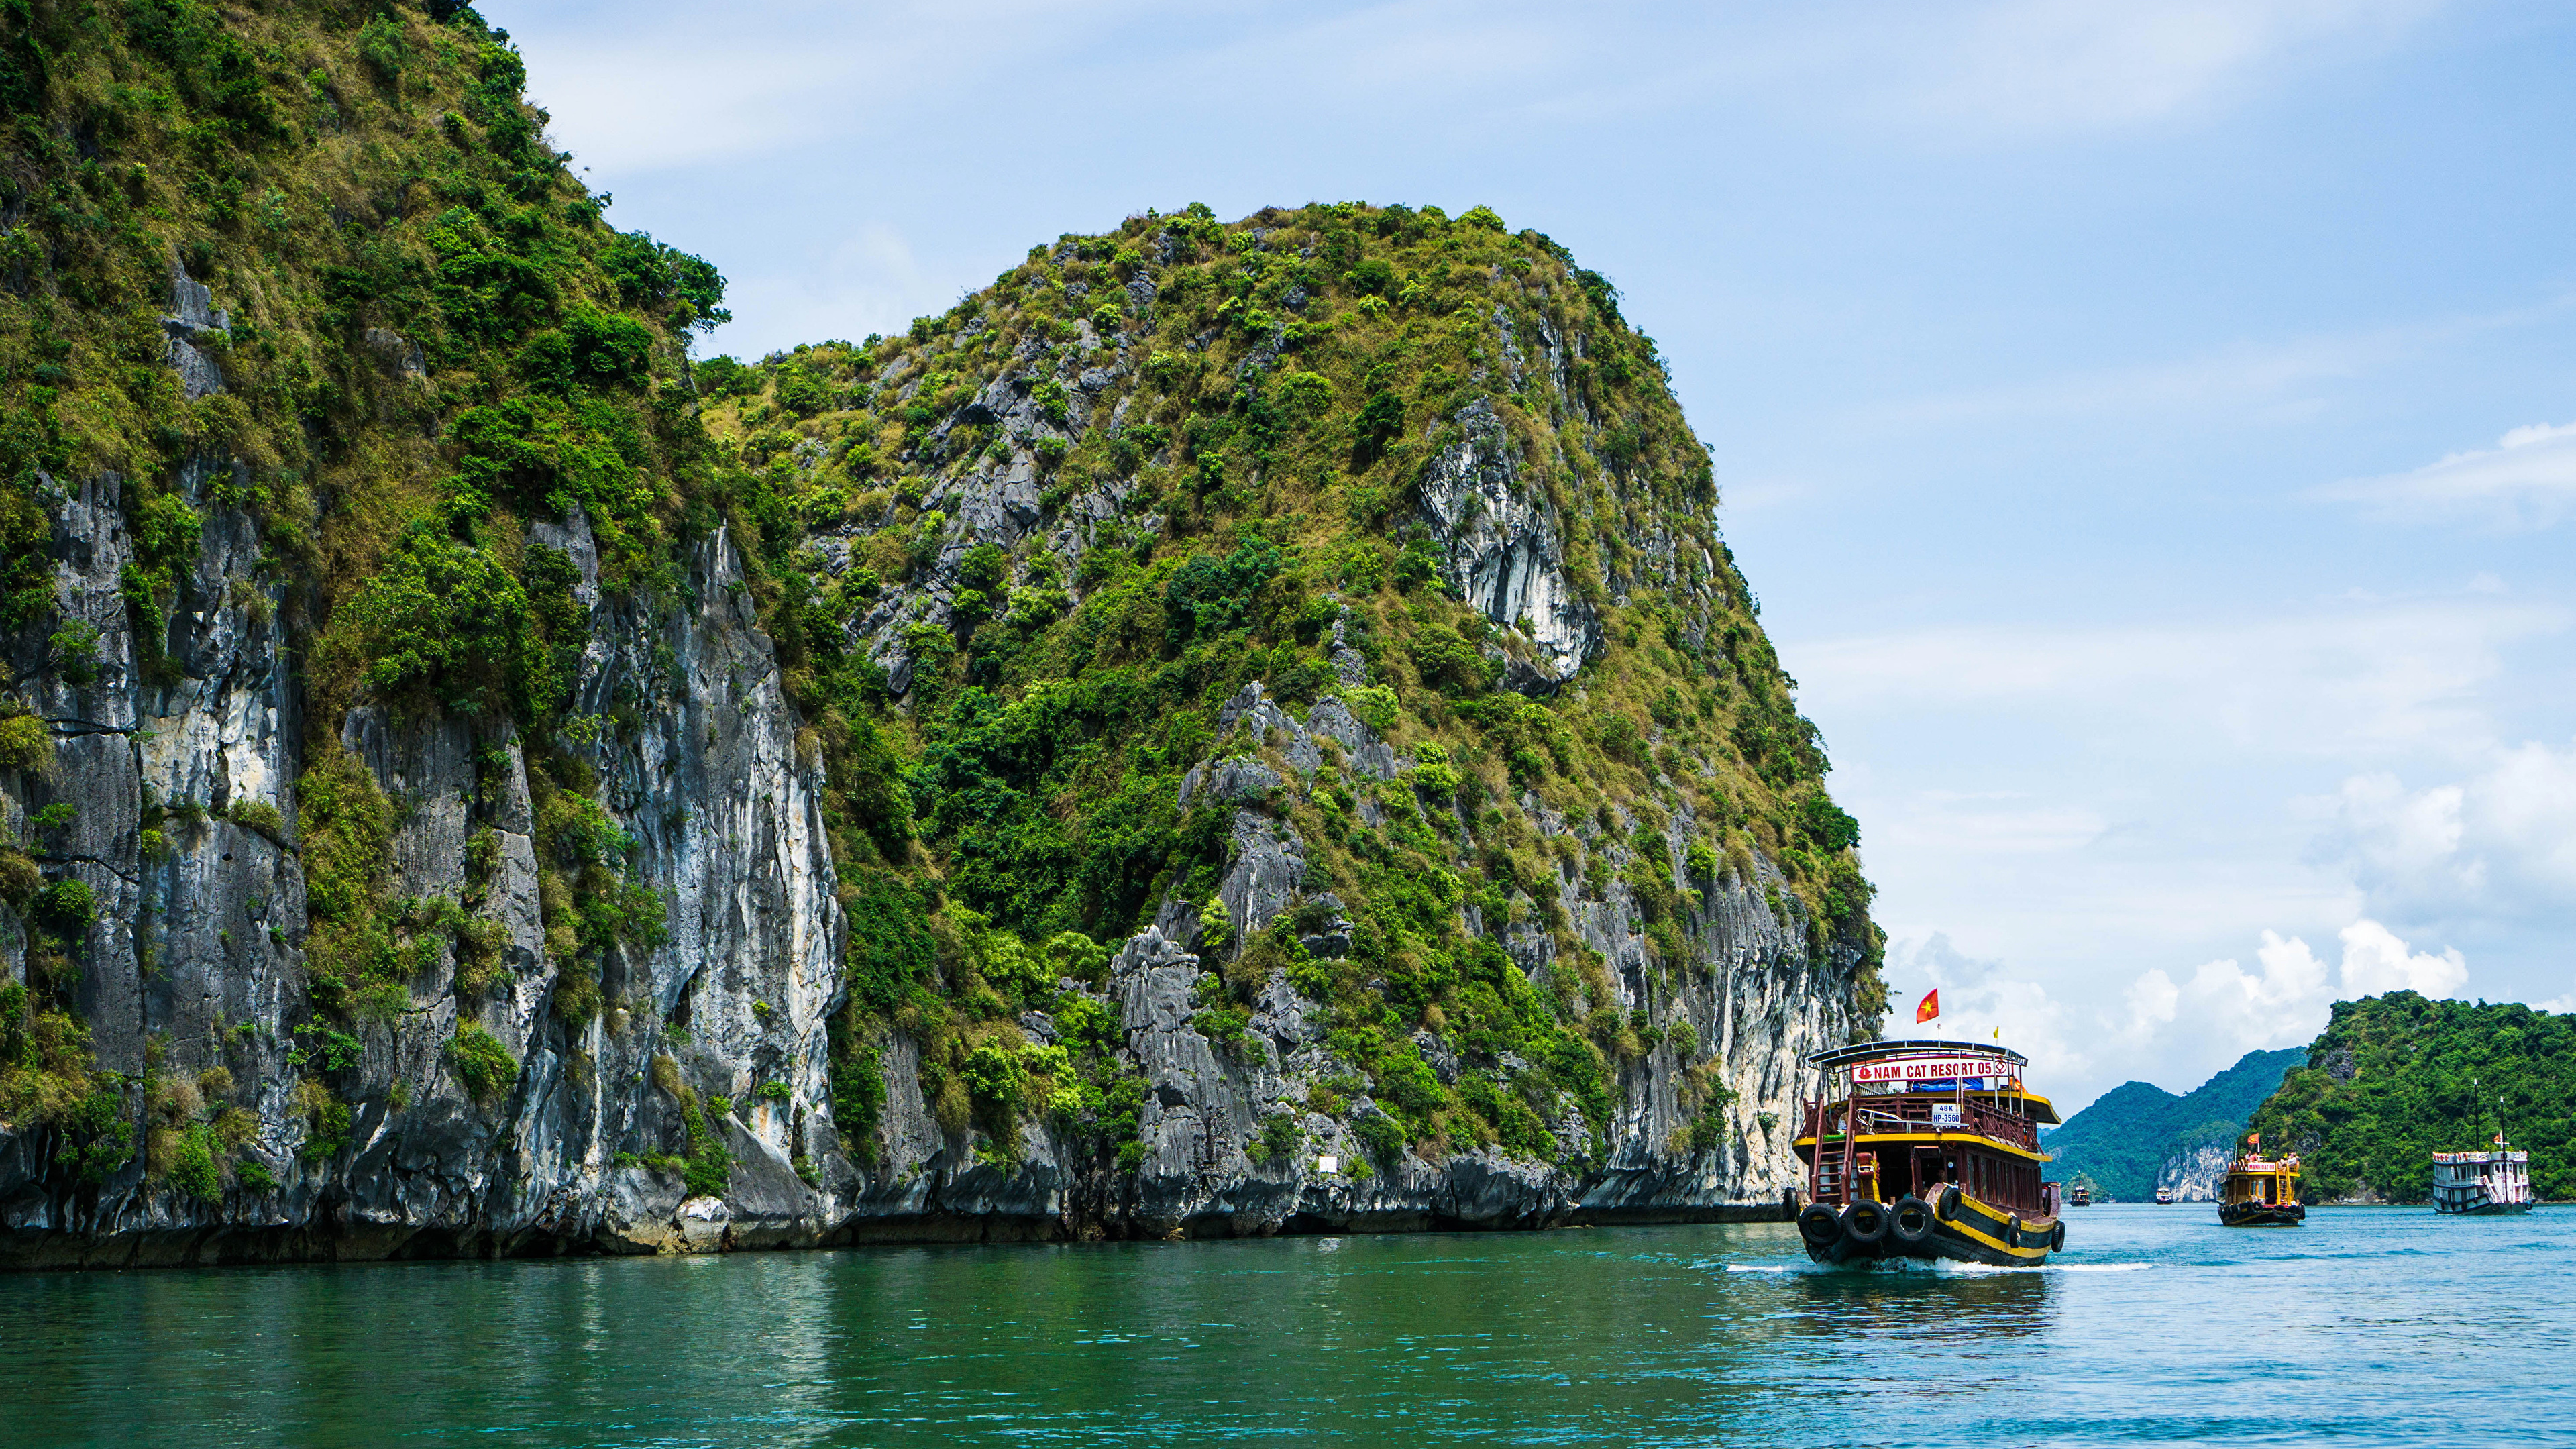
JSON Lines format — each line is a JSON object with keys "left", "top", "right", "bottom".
{"left": 0, "top": 3, "right": 1879, "bottom": 1269}
{"left": 1, "top": 392, "right": 1862, "bottom": 1266}
{"left": 831, "top": 678, "right": 1863, "bottom": 1243}
{"left": 4, "top": 415, "right": 857, "bottom": 1262}
{"left": 2155, "top": 1144, "right": 2227, "bottom": 1203}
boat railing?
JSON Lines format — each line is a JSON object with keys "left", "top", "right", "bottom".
{"left": 1801, "top": 1096, "right": 2040, "bottom": 1152}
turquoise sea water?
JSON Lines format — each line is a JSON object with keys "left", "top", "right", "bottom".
{"left": 6, "top": 1205, "right": 2568, "bottom": 1447}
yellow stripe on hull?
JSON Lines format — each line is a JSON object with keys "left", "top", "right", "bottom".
{"left": 1935, "top": 1195, "right": 2051, "bottom": 1262}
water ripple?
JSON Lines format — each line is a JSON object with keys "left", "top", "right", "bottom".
{"left": 2, "top": 1205, "right": 2567, "bottom": 1446}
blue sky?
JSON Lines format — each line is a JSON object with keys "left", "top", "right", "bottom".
{"left": 507, "top": 0, "right": 2575, "bottom": 1112}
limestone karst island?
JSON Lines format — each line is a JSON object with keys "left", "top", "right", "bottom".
{"left": 0, "top": 1, "right": 1888, "bottom": 1267}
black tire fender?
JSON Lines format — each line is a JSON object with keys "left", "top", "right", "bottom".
{"left": 1797, "top": 1203, "right": 1843, "bottom": 1247}
{"left": 2050, "top": 1220, "right": 2066, "bottom": 1252}
{"left": 1844, "top": 1199, "right": 1888, "bottom": 1245}
{"left": 1935, "top": 1185, "right": 1961, "bottom": 1223}
{"left": 1891, "top": 1196, "right": 1933, "bottom": 1245}
{"left": 2006, "top": 1214, "right": 2024, "bottom": 1248}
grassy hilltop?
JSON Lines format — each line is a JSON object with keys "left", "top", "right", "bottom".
{"left": 1, "top": 0, "right": 1882, "bottom": 1193}
{"left": 2251, "top": 993, "right": 2575, "bottom": 1203}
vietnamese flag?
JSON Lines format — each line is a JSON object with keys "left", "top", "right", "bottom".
{"left": 1915, "top": 989, "right": 1939, "bottom": 1024}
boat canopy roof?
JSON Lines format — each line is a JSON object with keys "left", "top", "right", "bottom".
{"left": 1804, "top": 1038, "right": 2030, "bottom": 1069}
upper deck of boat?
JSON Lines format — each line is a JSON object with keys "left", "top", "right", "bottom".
{"left": 2226, "top": 1155, "right": 2299, "bottom": 1177}
{"left": 1795, "top": 1039, "right": 2061, "bottom": 1156}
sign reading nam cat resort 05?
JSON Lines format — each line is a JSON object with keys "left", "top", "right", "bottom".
{"left": 1851, "top": 1057, "right": 2021, "bottom": 1091}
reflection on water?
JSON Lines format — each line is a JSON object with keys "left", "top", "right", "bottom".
{"left": 1783, "top": 1258, "right": 2054, "bottom": 1343}
{"left": 4, "top": 1208, "right": 2572, "bottom": 1447}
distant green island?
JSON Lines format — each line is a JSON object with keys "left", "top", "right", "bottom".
{"left": 2251, "top": 992, "right": 2574, "bottom": 1203}
{"left": 2042, "top": 1048, "right": 2304, "bottom": 1201}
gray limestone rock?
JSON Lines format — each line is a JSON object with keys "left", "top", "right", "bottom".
{"left": 361, "top": 327, "right": 428, "bottom": 380}
{"left": 160, "top": 260, "right": 229, "bottom": 400}
{"left": 1291, "top": 893, "right": 1352, "bottom": 960}
{"left": 1177, "top": 757, "right": 1280, "bottom": 810}
{"left": 1415, "top": 398, "right": 1601, "bottom": 690}
{"left": 0, "top": 239, "right": 1871, "bottom": 1265}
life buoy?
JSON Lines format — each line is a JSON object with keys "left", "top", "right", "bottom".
{"left": 1891, "top": 1196, "right": 1933, "bottom": 1245}
{"left": 2049, "top": 1220, "right": 2065, "bottom": 1252}
{"left": 1843, "top": 1199, "right": 1888, "bottom": 1245}
{"left": 1797, "top": 1203, "right": 1843, "bottom": 1247}
{"left": 1935, "top": 1185, "right": 1961, "bottom": 1222}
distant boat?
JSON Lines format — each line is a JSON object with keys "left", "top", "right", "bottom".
{"left": 2154, "top": 1187, "right": 2174, "bottom": 1205}
{"left": 1792, "top": 1040, "right": 2068, "bottom": 1267}
{"left": 2218, "top": 1141, "right": 2305, "bottom": 1226}
{"left": 2069, "top": 1184, "right": 2092, "bottom": 1207}
{"left": 2433, "top": 1136, "right": 2534, "bottom": 1216}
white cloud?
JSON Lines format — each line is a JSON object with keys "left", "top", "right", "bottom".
{"left": 2123, "top": 928, "right": 2334, "bottom": 1061}
{"left": 2314, "top": 419, "right": 2576, "bottom": 529}
{"left": 1878, "top": 792, "right": 2110, "bottom": 858}
{"left": 1794, "top": 594, "right": 2565, "bottom": 763}
{"left": 1870, "top": 329, "right": 2400, "bottom": 429}
{"left": 1891, "top": 918, "right": 2466, "bottom": 1110}
{"left": 1865, "top": 297, "right": 2565, "bottom": 430}
{"left": 2310, "top": 739, "right": 2576, "bottom": 927}
{"left": 2335, "top": 918, "right": 2468, "bottom": 996}
{"left": 1488, "top": 0, "right": 2438, "bottom": 143}
{"left": 511, "top": 0, "right": 2447, "bottom": 180}
{"left": 2123, "top": 965, "right": 2180, "bottom": 1035}
{"left": 1887, "top": 934, "right": 2082, "bottom": 1084}
{"left": 716, "top": 223, "right": 946, "bottom": 354}
{"left": 1894, "top": 0, "right": 2441, "bottom": 133}
{"left": 517, "top": 0, "right": 1192, "bottom": 175}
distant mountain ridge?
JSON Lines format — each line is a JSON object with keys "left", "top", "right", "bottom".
{"left": 2041, "top": 1049, "right": 2305, "bottom": 1201}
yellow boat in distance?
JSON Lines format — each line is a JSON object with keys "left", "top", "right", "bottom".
{"left": 2218, "top": 1138, "right": 2304, "bottom": 1226}
{"left": 1793, "top": 1040, "right": 2067, "bottom": 1267}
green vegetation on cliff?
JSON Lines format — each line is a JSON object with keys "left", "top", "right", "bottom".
{"left": 1, "top": 0, "right": 1881, "bottom": 1183}
{"left": 2041, "top": 1047, "right": 2302, "bottom": 1201}
{"left": 698, "top": 198, "right": 1882, "bottom": 1167}
{"left": 0, "top": 0, "right": 720, "bottom": 1152}
{"left": 2249, "top": 993, "right": 2575, "bottom": 1203}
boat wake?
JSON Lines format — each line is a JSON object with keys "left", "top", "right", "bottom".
{"left": 1943, "top": 1260, "right": 2150, "bottom": 1275}
{"left": 1720, "top": 1256, "right": 2152, "bottom": 1275}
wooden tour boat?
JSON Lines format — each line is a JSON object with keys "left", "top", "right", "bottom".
{"left": 2432, "top": 1134, "right": 2534, "bottom": 1216}
{"left": 2217, "top": 1136, "right": 2304, "bottom": 1226}
{"left": 2153, "top": 1187, "right": 2174, "bottom": 1205}
{"left": 2068, "top": 1183, "right": 2093, "bottom": 1208}
{"left": 1792, "top": 1040, "right": 2065, "bottom": 1267}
